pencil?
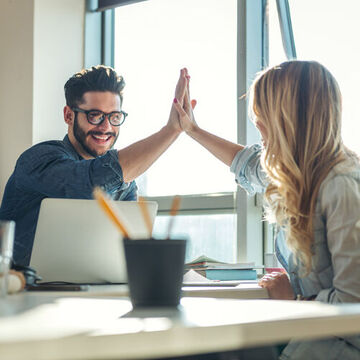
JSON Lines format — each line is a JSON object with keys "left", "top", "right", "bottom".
{"left": 93, "top": 187, "right": 130, "bottom": 238}
{"left": 166, "top": 195, "right": 181, "bottom": 239}
{"left": 138, "top": 196, "right": 153, "bottom": 238}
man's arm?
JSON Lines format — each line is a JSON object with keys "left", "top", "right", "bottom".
{"left": 117, "top": 68, "right": 187, "bottom": 183}
{"left": 117, "top": 125, "right": 180, "bottom": 183}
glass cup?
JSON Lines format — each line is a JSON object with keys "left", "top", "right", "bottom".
{"left": 0, "top": 220, "right": 15, "bottom": 297}
{"left": 123, "top": 238, "right": 187, "bottom": 308}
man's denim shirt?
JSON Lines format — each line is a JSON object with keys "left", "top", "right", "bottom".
{"left": 0, "top": 135, "right": 137, "bottom": 266}
{"left": 231, "top": 144, "right": 360, "bottom": 359}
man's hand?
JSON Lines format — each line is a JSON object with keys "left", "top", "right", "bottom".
{"left": 167, "top": 68, "right": 188, "bottom": 134}
{"left": 259, "top": 272, "right": 295, "bottom": 300}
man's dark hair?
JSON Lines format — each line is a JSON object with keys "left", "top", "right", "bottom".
{"left": 64, "top": 65, "right": 125, "bottom": 108}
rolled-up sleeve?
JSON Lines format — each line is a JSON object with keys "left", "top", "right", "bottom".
{"left": 16, "top": 144, "right": 127, "bottom": 198}
{"left": 230, "top": 144, "right": 267, "bottom": 195}
{"left": 317, "top": 174, "right": 360, "bottom": 303}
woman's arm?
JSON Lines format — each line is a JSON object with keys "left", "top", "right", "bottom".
{"left": 182, "top": 125, "right": 244, "bottom": 167}
{"left": 173, "top": 73, "right": 243, "bottom": 166}
{"left": 173, "top": 70, "right": 267, "bottom": 194}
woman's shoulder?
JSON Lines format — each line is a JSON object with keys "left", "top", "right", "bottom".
{"left": 325, "top": 155, "right": 360, "bottom": 182}
{"left": 319, "top": 156, "right": 360, "bottom": 205}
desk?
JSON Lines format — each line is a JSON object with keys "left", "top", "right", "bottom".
{"left": 1, "top": 294, "right": 360, "bottom": 360}
{"left": 182, "top": 282, "right": 268, "bottom": 299}
{"left": 23, "top": 283, "right": 268, "bottom": 300}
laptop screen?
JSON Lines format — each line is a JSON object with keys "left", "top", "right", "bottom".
{"left": 30, "top": 198, "right": 158, "bottom": 284}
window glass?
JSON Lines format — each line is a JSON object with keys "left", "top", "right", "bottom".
{"left": 269, "top": 0, "right": 360, "bottom": 155}
{"left": 114, "top": 0, "right": 237, "bottom": 196}
{"left": 152, "top": 214, "right": 236, "bottom": 263}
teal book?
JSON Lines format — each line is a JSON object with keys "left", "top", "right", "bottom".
{"left": 196, "top": 269, "right": 257, "bottom": 281}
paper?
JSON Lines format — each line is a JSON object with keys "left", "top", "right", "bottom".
{"left": 186, "top": 255, "right": 223, "bottom": 266}
{"left": 183, "top": 269, "right": 210, "bottom": 283}
{"left": 185, "top": 254, "right": 256, "bottom": 269}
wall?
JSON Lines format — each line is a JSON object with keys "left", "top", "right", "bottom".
{"left": 0, "top": 0, "right": 85, "bottom": 200}
{"left": 0, "top": 0, "right": 35, "bottom": 200}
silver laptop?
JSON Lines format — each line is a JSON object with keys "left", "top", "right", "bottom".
{"left": 30, "top": 198, "right": 158, "bottom": 284}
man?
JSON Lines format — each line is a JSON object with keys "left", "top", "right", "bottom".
{"left": 0, "top": 65, "right": 187, "bottom": 266}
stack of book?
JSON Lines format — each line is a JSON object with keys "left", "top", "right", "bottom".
{"left": 185, "top": 255, "right": 261, "bottom": 281}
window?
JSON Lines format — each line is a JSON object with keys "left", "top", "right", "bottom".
{"left": 86, "top": 0, "right": 266, "bottom": 264}
{"left": 88, "top": 0, "right": 359, "bottom": 265}
{"left": 269, "top": 0, "right": 360, "bottom": 155}
{"left": 113, "top": 0, "right": 240, "bottom": 262}
{"left": 153, "top": 214, "right": 236, "bottom": 263}
{"left": 114, "top": 0, "right": 237, "bottom": 196}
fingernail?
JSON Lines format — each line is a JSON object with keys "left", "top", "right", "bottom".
{"left": 173, "top": 98, "right": 178, "bottom": 103}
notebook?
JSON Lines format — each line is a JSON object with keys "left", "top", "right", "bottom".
{"left": 30, "top": 198, "right": 158, "bottom": 284}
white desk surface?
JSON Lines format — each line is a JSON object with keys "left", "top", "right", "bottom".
{"left": 183, "top": 281, "right": 268, "bottom": 299}
{"left": 1, "top": 293, "right": 360, "bottom": 360}
{"left": 22, "top": 282, "right": 268, "bottom": 300}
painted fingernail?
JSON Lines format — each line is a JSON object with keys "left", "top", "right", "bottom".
{"left": 173, "top": 98, "right": 178, "bottom": 103}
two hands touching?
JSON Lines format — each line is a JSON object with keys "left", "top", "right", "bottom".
{"left": 168, "top": 68, "right": 198, "bottom": 135}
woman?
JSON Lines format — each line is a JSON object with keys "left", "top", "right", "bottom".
{"left": 174, "top": 61, "right": 360, "bottom": 359}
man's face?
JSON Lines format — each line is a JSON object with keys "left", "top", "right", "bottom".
{"left": 72, "top": 91, "right": 121, "bottom": 158}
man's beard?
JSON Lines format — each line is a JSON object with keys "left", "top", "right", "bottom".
{"left": 73, "top": 115, "right": 119, "bottom": 157}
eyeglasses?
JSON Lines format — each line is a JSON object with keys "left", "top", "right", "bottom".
{"left": 72, "top": 107, "right": 128, "bottom": 126}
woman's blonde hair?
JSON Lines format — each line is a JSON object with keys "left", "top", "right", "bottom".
{"left": 250, "top": 60, "right": 346, "bottom": 274}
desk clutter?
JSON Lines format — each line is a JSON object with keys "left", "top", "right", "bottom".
{"left": 2, "top": 270, "right": 26, "bottom": 294}
{"left": 185, "top": 255, "right": 263, "bottom": 281}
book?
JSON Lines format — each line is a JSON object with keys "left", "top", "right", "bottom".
{"left": 192, "top": 268, "right": 257, "bottom": 281}
{"left": 183, "top": 269, "right": 258, "bottom": 286}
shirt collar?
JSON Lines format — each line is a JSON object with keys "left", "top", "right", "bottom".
{"left": 62, "top": 134, "right": 83, "bottom": 160}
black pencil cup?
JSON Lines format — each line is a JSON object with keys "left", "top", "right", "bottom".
{"left": 123, "top": 238, "right": 187, "bottom": 308}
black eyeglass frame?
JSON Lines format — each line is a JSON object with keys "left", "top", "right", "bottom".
{"left": 72, "top": 107, "right": 128, "bottom": 126}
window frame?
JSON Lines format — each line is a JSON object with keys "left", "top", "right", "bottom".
{"left": 84, "top": 0, "right": 296, "bottom": 265}
{"left": 276, "top": 0, "right": 297, "bottom": 60}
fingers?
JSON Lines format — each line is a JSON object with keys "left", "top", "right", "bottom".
{"left": 184, "top": 67, "right": 191, "bottom": 101}
{"left": 183, "top": 82, "right": 192, "bottom": 115}
{"left": 175, "top": 68, "right": 187, "bottom": 105}
{"left": 258, "top": 272, "right": 288, "bottom": 288}
{"left": 173, "top": 98, "right": 187, "bottom": 117}
{"left": 186, "top": 73, "right": 190, "bottom": 98}
{"left": 181, "top": 69, "right": 196, "bottom": 112}
{"left": 258, "top": 271, "right": 295, "bottom": 300}
{"left": 174, "top": 68, "right": 197, "bottom": 128}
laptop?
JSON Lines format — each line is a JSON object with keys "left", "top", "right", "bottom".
{"left": 30, "top": 198, "right": 158, "bottom": 284}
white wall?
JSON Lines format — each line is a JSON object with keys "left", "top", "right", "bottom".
{"left": 0, "top": 0, "right": 85, "bottom": 200}
{"left": 0, "top": 0, "right": 34, "bottom": 199}
{"left": 33, "top": 0, "right": 85, "bottom": 144}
